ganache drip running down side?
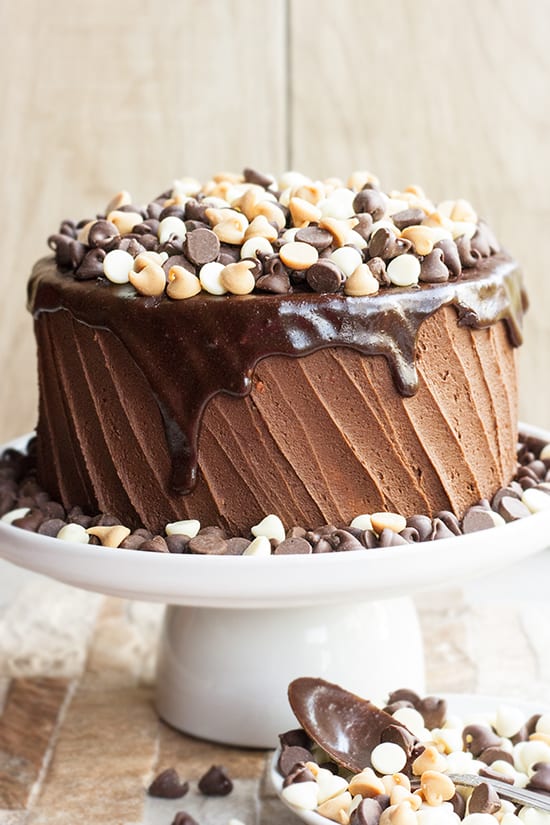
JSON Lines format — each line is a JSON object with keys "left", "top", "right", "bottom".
{"left": 28, "top": 253, "right": 527, "bottom": 494}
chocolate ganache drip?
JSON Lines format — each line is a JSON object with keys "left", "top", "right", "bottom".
{"left": 28, "top": 253, "right": 526, "bottom": 495}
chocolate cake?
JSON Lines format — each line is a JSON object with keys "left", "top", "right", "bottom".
{"left": 28, "top": 170, "right": 527, "bottom": 535}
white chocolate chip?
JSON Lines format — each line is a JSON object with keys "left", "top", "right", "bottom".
{"left": 281, "top": 780, "right": 318, "bottom": 810}
{"left": 319, "top": 187, "right": 356, "bottom": 219}
{"left": 279, "top": 171, "right": 310, "bottom": 190}
{"left": 240, "top": 236, "right": 274, "bottom": 260}
{"left": 451, "top": 221, "right": 477, "bottom": 240}
{"left": 251, "top": 514, "right": 286, "bottom": 545}
{"left": 172, "top": 177, "right": 202, "bottom": 198}
{"left": 522, "top": 488, "right": 550, "bottom": 513}
{"left": 242, "top": 535, "right": 272, "bottom": 556}
{"left": 514, "top": 740, "right": 550, "bottom": 774}
{"left": 158, "top": 216, "right": 187, "bottom": 244}
{"left": 199, "top": 262, "right": 227, "bottom": 295}
{"left": 1, "top": 507, "right": 31, "bottom": 524}
{"left": 540, "top": 444, "right": 550, "bottom": 461}
{"left": 350, "top": 514, "right": 372, "bottom": 531}
{"left": 166, "top": 519, "right": 201, "bottom": 538}
{"left": 317, "top": 790, "right": 352, "bottom": 821}
{"left": 56, "top": 523, "right": 90, "bottom": 543}
{"left": 103, "top": 249, "right": 134, "bottom": 284}
{"left": 495, "top": 705, "right": 526, "bottom": 738}
{"left": 385, "top": 198, "right": 410, "bottom": 216}
{"left": 387, "top": 254, "right": 421, "bottom": 287}
{"left": 105, "top": 190, "right": 132, "bottom": 214}
{"left": 371, "top": 742, "right": 407, "bottom": 774}
{"left": 315, "top": 767, "right": 349, "bottom": 804}
{"left": 282, "top": 228, "right": 299, "bottom": 242}
{"left": 329, "top": 246, "right": 363, "bottom": 278}
{"left": 392, "top": 706, "right": 427, "bottom": 738}
{"left": 536, "top": 713, "right": 550, "bottom": 735}
{"left": 279, "top": 241, "right": 319, "bottom": 270}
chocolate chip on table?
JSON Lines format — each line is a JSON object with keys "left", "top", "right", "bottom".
{"left": 148, "top": 767, "right": 189, "bottom": 799}
{"left": 277, "top": 745, "right": 314, "bottom": 777}
{"left": 197, "top": 765, "right": 233, "bottom": 796}
{"left": 171, "top": 813, "right": 199, "bottom": 825}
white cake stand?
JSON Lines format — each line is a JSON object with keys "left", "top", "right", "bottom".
{"left": 1, "top": 426, "right": 549, "bottom": 747}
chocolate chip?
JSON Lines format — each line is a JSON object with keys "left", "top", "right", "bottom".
{"left": 456, "top": 234, "right": 482, "bottom": 268}
{"left": 159, "top": 205, "right": 185, "bottom": 221}
{"left": 420, "top": 248, "right": 449, "bottom": 283}
{"left": 197, "top": 765, "right": 233, "bottom": 796}
{"left": 146, "top": 201, "right": 163, "bottom": 220}
{"left": 478, "top": 746, "right": 514, "bottom": 766}
{"left": 139, "top": 535, "right": 169, "bottom": 553}
{"left": 148, "top": 768, "right": 189, "bottom": 799}
{"left": 282, "top": 763, "right": 316, "bottom": 787}
{"left": 217, "top": 244, "right": 241, "bottom": 266}
{"left": 368, "top": 227, "right": 396, "bottom": 259}
{"left": 279, "top": 728, "right": 311, "bottom": 750}
{"left": 383, "top": 700, "right": 414, "bottom": 715}
{"left": 527, "top": 762, "right": 550, "bottom": 793}
{"left": 329, "top": 529, "right": 363, "bottom": 552}
{"left": 286, "top": 526, "right": 307, "bottom": 539}
{"left": 88, "top": 220, "right": 119, "bottom": 248}
{"left": 165, "top": 535, "right": 190, "bottom": 554}
{"left": 362, "top": 529, "right": 379, "bottom": 548}
{"left": 479, "top": 766, "right": 514, "bottom": 784}
{"left": 40, "top": 500, "right": 66, "bottom": 520}
{"left": 255, "top": 255, "right": 291, "bottom": 293}
{"left": 295, "top": 225, "right": 333, "bottom": 250}
{"left": 435, "top": 239, "right": 462, "bottom": 279}
{"left": 469, "top": 781, "right": 501, "bottom": 814}
{"left": 277, "top": 745, "right": 314, "bottom": 777}
{"left": 184, "top": 227, "right": 220, "bottom": 266}
{"left": 449, "top": 791, "right": 466, "bottom": 818}
{"left": 243, "top": 167, "right": 274, "bottom": 188}
{"left": 462, "top": 724, "right": 501, "bottom": 757}
{"left": 306, "top": 260, "right": 343, "bottom": 293}
{"left": 90, "top": 513, "right": 121, "bottom": 527}
{"left": 185, "top": 200, "right": 210, "bottom": 223}
{"left": 48, "top": 233, "right": 78, "bottom": 269}
{"left": 160, "top": 235, "right": 185, "bottom": 256}
{"left": 400, "top": 527, "right": 420, "bottom": 543}
{"left": 353, "top": 213, "right": 374, "bottom": 241}
{"left": 119, "top": 534, "right": 147, "bottom": 550}
{"left": 273, "top": 537, "right": 312, "bottom": 555}
{"left": 416, "top": 696, "right": 447, "bottom": 729}
{"left": 352, "top": 188, "right": 386, "bottom": 220}
{"left": 188, "top": 534, "right": 227, "bottom": 555}
{"left": 431, "top": 518, "right": 457, "bottom": 540}
{"left": 350, "top": 797, "right": 384, "bottom": 825}
{"left": 133, "top": 219, "right": 160, "bottom": 237}
{"left": 312, "top": 537, "right": 334, "bottom": 553}
{"left": 378, "top": 528, "right": 408, "bottom": 547}
{"left": 406, "top": 515, "right": 433, "bottom": 542}
{"left": 392, "top": 208, "right": 425, "bottom": 230}
{"left": 117, "top": 236, "right": 148, "bottom": 255}
{"left": 224, "top": 537, "right": 251, "bottom": 555}
{"left": 162, "top": 255, "right": 195, "bottom": 276}
{"left": 13, "top": 508, "right": 44, "bottom": 532}
{"left": 75, "top": 247, "right": 106, "bottom": 280}
{"left": 171, "top": 813, "right": 198, "bottom": 825}
{"left": 498, "top": 495, "right": 530, "bottom": 522}
{"left": 462, "top": 505, "right": 501, "bottom": 533}
{"left": 388, "top": 688, "right": 421, "bottom": 705}
{"left": 380, "top": 723, "right": 417, "bottom": 754}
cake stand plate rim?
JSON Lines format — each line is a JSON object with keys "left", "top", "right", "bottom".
{"left": 0, "top": 423, "right": 548, "bottom": 607}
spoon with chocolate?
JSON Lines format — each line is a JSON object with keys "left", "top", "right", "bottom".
{"left": 287, "top": 677, "right": 420, "bottom": 774}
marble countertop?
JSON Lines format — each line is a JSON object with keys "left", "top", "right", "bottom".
{"left": 0, "top": 551, "right": 549, "bottom": 825}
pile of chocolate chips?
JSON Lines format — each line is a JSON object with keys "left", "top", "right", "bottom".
{"left": 147, "top": 764, "right": 233, "bottom": 825}
{"left": 1, "top": 432, "right": 549, "bottom": 553}
{"left": 46, "top": 167, "right": 499, "bottom": 299}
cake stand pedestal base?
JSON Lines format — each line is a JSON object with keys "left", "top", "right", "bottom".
{"left": 155, "top": 596, "right": 424, "bottom": 747}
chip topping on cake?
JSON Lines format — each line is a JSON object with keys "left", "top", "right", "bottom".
{"left": 47, "top": 169, "right": 502, "bottom": 298}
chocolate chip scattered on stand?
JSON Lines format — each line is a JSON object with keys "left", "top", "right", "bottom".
{"left": 2, "top": 431, "right": 550, "bottom": 555}
{"left": 47, "top": 169, "right": 501, "bottom": 301}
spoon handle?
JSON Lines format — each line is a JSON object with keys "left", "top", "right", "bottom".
{"left": 449, "top": 774, "right": 550, "bottom": 813}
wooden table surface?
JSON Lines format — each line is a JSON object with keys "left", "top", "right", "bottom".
{"left": 0, "top": 554, "right": 549, "bottom": 825}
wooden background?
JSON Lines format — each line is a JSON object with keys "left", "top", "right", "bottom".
{"left": 1, "top": 0, "right": 549, "bottom": 442}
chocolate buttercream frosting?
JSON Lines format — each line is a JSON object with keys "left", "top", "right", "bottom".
{"left": 29, "top": 253, "right": 526, "bottom": 497}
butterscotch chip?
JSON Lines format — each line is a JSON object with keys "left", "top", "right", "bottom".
{"left": 400, "top": 225, "right": 436, "bottom": 256}
{"left": 243, "top": 215, "right": 278, "bottom": 242}
{"left": 220, "top": 260, "right": 256, "bottom": 295}
{"left": 129, "top": 262, "right": 166, "bottom": 296}
{"left": 213, "top": 218, "right": 247, "bottom": 245}
{"left": 87, "top": 524, "right": 131, "bottom": 548}
{"left": 167, "top": 266, "right": 202, "bottom": 300}
{"left": 289, "top": 197, "right": 322, "bottom": 228}
{"left": 344, "top": 264, "right": 379, "bottom": 297}
{"left": 371, "top": 512, "right": 407, "bottom": 534}
{"left": 107, "top": 209, "right": 143, "bottom": 234}
{"left": 320, "top": 216, "right": 358, "bottom": 247}
{"left": 279, "top": 241, "right": 319, "bottom": 270}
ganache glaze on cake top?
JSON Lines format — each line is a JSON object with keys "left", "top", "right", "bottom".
{"left": 28, "top": 252, "right": 527, "bottom": 495}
